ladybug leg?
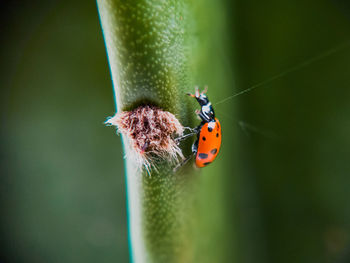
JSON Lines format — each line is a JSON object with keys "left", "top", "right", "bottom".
{"left": 183, "top": 126, "right": 197, "bottom": 133}
{"left": 175, "top": 131, "right": 197, "bottom": 144}
{"left": 173, "top": 154, "right": 194, "bottom": 172}
{"left": 173, "top": 138, "right": 198, "bottom": 172}
{"left": 191, "top": 137, "right": 199, "bottom": 154}
{"left": 192, "top": 125, "right": 201, "bottom": 133}
{"left": 185, "top": 126, "right": 201, "bottom": 134}
{"left": 175, "top": 125, "right": 200, "bottom": 144}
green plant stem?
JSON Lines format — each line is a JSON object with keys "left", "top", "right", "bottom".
{"left": 97, "top": 0, "right": 229, "bottom": 262}
{"left": 97, "top": 1, "right": 200, "bottom": 262}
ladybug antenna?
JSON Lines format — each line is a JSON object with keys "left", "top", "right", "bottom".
{"left": 195, "top": 86, "right": 200, "bottom": 97}
{"left": 201, "top": 86, "right": 208, "bottom": 95}
{"left": 186, "top": 92, "right": 196, "bottom": 98}
{"left": 187, "top": 86, "right": 200, "bottom": 98}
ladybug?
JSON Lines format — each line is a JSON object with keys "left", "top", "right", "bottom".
{"left": 176, "top": 87, "right": 221, "bottom": 168}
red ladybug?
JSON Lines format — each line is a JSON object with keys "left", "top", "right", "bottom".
{"left": 176, "top": 87, "right": 221, "bottom": 168}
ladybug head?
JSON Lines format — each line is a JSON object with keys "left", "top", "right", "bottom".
{"left": 187, "top": 86, "right": 210, "bottom": 106}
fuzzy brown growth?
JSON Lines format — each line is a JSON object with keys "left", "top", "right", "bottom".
{"left": 106, "top": 106, "right": 184, "bottom": 171}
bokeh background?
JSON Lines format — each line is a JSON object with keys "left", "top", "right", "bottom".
{"left": 1, "top": 0, "right": 350, "bottom": 262}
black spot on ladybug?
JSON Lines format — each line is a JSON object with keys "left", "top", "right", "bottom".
{"left": 208, "top": 127, "right": 213, "bottom": 132}
{"left": 198, "top": 153, "right": 208, "bottom": 159}
{"left": 203, "top": 162, "right": 211, "bottom": 166}
{"left": 216, "top": 133, "right": 219, "bottom": 137}
{"left": 210, "top": 148, "right": 217, "bottom": 154}
{"left": 202, "top": 136, "right": 206, "bottom": 141}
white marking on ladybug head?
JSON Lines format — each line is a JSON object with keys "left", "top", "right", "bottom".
{"left": 208, "top": 121, "right": 216, "bottom": 130}
{"left": 202, "top": 103, "right": 211, "bottom": 116}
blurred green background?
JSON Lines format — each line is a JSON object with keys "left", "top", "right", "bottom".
{"left": 1, "top": 0, "right": 350, "bottom": 262}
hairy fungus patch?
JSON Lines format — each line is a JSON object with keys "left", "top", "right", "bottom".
{"left": 106, "top": 105, "right": 184, "bottom": 171}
